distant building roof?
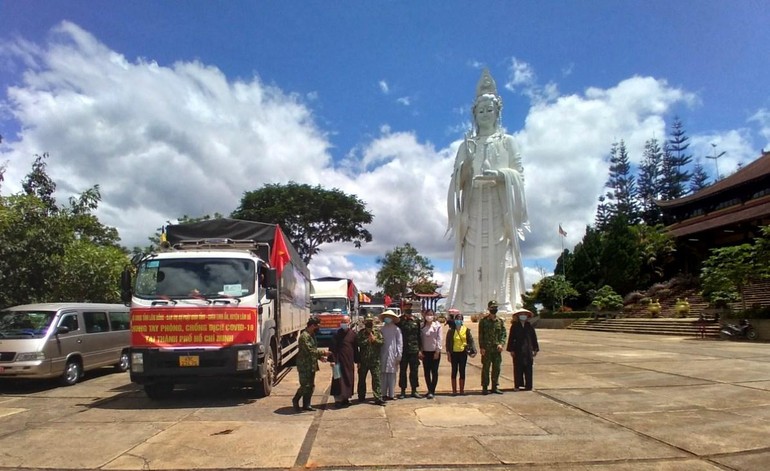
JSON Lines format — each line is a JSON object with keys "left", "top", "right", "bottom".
{"left": 657, "top": 151, "right": 770, "bottom": 209}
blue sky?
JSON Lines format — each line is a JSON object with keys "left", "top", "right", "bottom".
{"left": 1, "top": 1, "right": 769, "bottom": 300}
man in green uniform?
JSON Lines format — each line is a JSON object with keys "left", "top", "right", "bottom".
{"left": 356, "top": 318, "right": 386, "bottom": 406}
{"left": 398, "top": 304, "right": 423, "bottom": 398}
{"left": 478, "top": 300, "right": 507, "bottom": 395}
{"left": 293, "top": 317, "right": 326, "bottom": 412}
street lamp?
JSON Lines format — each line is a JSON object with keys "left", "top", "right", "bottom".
{"left": 706, "top": 143, "right": 726, "bottom": 180}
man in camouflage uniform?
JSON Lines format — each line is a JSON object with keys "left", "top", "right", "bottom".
{"left": 478, "top": 300, "right": 507, "bottom": 395}
{"left": 293, "top": 317, "right": 326, "bottom": 412}
{"left": 356, "top": 318, "right": 386, "bottom": 405}
{"left": 398, "top": 304, "right": 423, "bottom": 398}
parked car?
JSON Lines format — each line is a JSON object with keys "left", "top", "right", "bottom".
{"left": 0, "top": 303, "right": 131, "bottom": 385}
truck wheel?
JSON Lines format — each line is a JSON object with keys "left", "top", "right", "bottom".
{"left": 114, "top": 350, "right": 130, "bottom": 372}
{"left": 60, "top": 359, "right": 82, "bottom": 386}
{"left": 746, "top": 328, "right": 758, "bottom": 341}
{"left": 145, "top": 382, "right": 174, "bottom": 399}
{"left": 255, "top": 347, "right": 275, "bottom": 397}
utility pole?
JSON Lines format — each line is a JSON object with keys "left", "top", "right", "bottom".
{"left": 706, "top": 143, "right": 726, "bottom": 180}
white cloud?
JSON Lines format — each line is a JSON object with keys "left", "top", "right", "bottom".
{"left": 749, "top": 108, "right": 770, "bottom": 151}
{"left": 378, "top": 80, "right": 389, "bottom": 94}
{"left": 396, "top": 96, "right": 410, "bottom": 106}
{"left": 504, "top": 57, "right": 560, "bottom": 105}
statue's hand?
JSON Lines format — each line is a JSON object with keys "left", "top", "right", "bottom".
{"left": 482, "top": 169, "right": 499, "bottom": 178}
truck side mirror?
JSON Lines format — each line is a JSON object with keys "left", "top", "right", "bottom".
{"left": 264, "top": 268, "right": 277, "bottom": 289}
{"left": 120, "top": 268, "right": 132, "bottom": 304}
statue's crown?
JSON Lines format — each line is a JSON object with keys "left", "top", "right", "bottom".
{"left": 475, "top": 68, "right": 499, "bottom": 99}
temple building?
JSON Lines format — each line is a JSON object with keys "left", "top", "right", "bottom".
{"left": 657, "top": 151, "right": 770, "bottom": 306}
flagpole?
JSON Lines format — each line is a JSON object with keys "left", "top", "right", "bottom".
{"left": 559, "top": 224, "right": 566, "bottom": 308}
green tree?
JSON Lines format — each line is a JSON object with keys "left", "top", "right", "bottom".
{"left": 375, "top": 243, "right": 434, "bottom": 298}
{"left": 51, "top": 240, "right": 127, "bottom": 302}
{"left": 0, "top": 154, "right": 128, "bottom": 307}
{"left": 232, "top": 182, "right": 373, "bottom": 264}
{"left": 599, "top": 215, "right": 642, "bottom": 295}
{"left": 591, "top": 285, "right": 623, "bottom": 311}
{"left": 700, "top": 243, "right": 758, "bottom": 310}
{"left": 689, "top": 159, "right": 710, "bottom": 193}
{"left": 532, "top": 275, "right": 579, "bottom": 311}
{"left": 638, "top": 138, "right": 663, "bottom": 225}
{"left": 604, "top": 140, "right": 639, "bottom": 224}
{"left": 633, "top": 223, "right": 676, "bottom": 287}
{"left": 661, "top": 117, "right": 693, "bottom": 200}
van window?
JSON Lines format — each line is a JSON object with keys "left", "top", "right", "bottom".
{"left": 84, "top": 312, "right": 110, "bottom": 333}
{"left": 0, "top": 309, "right": 55, "bottom": 339}
{"left": 59, "top": 313, "right": 79, "bottom": 332}
{"left": 108, "top": 311, "right": 130, "bottom": 331}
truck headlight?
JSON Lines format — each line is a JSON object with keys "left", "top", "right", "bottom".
{"left": 237, "top": 350, "right": 253, "bottom": 371}
{"left": 131, "top": 352, "right": 144, "bottom": 373}
{"left": 15, "top": 352, "right": 45, "bottom": 362}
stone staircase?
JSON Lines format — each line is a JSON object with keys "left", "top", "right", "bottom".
{"left": 567, "top": 317, "right": 721, "bottom": 338}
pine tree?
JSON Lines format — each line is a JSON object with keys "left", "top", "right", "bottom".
{"left": 660, "top": 117, "right": 692, "bottom": 199}
{"left": 638, "top": 138, "right": 663, "bottom": 225}
{"left": 689, "top": 159, "right": 710, "bottom": 193}
{"left": 604, "top": 140, "right": 639, "bottom": 224}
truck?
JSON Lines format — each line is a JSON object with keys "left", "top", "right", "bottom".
{"left": 120, "top": 218, "right": 310, "bottom": 399}
{"left": 310, "top": 277, "right": 359, "bottom": 346}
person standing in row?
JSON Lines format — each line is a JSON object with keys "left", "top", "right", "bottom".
{"left": 445, "top": 313, "right": 475, "bottom": 396}
{"left": 356, "top": 317, "right": 385, "bottom": 406}
{"left": 419, "top": 309, "right": 442, "bottom": 399}
{"left": 398, "top": 305, "right": 423, "bottom": 398}
{"left": 478, "top": 300, "right": 506, "bottom": 395}
{"left": 379, "top": 310, "right": 402, "bottom": 401}
{"left": 292, "top": 317, "right": 327, "bottom": 412}
{"left": 507, "top": 308, "right": 539, "bottom": 391}
{"left": 329, "top": 316, "right": 356, "bottom": 408}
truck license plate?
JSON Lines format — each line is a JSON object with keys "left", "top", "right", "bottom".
{"left": 179, "top": 356, "right": 199, "bottom": 367}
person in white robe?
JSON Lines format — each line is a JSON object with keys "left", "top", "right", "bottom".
{"left": 378, "top": 310, "right": 402, "bottom": 400}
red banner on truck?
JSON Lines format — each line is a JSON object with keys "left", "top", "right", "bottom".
{"left": 131, "top": 307, "right": 258, "bottom": 348}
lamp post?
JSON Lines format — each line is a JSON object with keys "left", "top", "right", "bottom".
{"left": 706, "top": 143, "right": 726, "bottom": 180}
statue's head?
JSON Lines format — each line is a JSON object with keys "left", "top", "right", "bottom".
{"left": 472, "top": 69, "right": 502, "bottom": 134}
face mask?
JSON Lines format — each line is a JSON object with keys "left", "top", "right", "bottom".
{"left": 340, "top": 323, "right": 349, "bottom": 330}
{"left": 455, "top": 319, "right": 463, "bottom": 327}
{"left": 424, "top": 316, "right": 434, "bottom": 323}
{"left": 383, "top": 317, "right": 392, "bottom": 324}
{"left": 519, "top": 315, "right": 528, "bottom": 321}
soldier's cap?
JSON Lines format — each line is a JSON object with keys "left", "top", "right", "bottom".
{"left": 379, "top": 310, "right": 400, "bottom": 322}
{"left": 307, "top": 317, "right": 321, "bottom": 326}
{"left": 514, "top": 308, "right": 533, "bottom": 317}
{"left": 488, "top": 300, "right": 499, "bottom": 309}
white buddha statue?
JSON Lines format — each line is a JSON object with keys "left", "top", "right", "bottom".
{"left": 446, "top": 69, "right": 529, "bottom": 315}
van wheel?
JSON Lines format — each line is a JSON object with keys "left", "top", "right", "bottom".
{"left": 145, "top": 382, "right": 174, "bottom": 399}
{"left": 115, "top": 351, "right": 130, "bottom": 372}
{"left": 60, "top": 359, "right": 82, "bottom": 386}
{"left": 254, "top": 347, "right": 275, "bottom": 397}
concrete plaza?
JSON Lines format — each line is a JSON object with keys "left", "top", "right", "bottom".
{"left": 0, "top": 327, "right": 768, "bottom": 470}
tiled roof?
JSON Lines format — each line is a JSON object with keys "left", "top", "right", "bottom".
{"left": 666, "top": 197, "right": 770, "bottom": 237}
{"left": 657, "top": 151, "right": 770, "bottom": 208}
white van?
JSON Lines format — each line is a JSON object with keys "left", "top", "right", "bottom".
{"left": 0, "top": 303, "right": 131, "bottom": 386}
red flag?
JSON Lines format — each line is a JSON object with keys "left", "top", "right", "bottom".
{"left": 558, "top": 224, "right": 567, "bottom": 237}
{"left": 270, "top": 225, "right": 291, "bottom": 277}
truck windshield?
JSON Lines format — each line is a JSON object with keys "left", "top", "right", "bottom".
{"left": 311, "top": 299, "right": 347, "bottom": 313}
{"left": 135, "top": 258, "right": 256, "bottom": 299}
{"left": 0, "top": 310, "right": 55, "bottom": 339}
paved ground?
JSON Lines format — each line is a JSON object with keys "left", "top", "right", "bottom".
{"left": 1, "top": 327, "right": 769, "bottom": 470}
